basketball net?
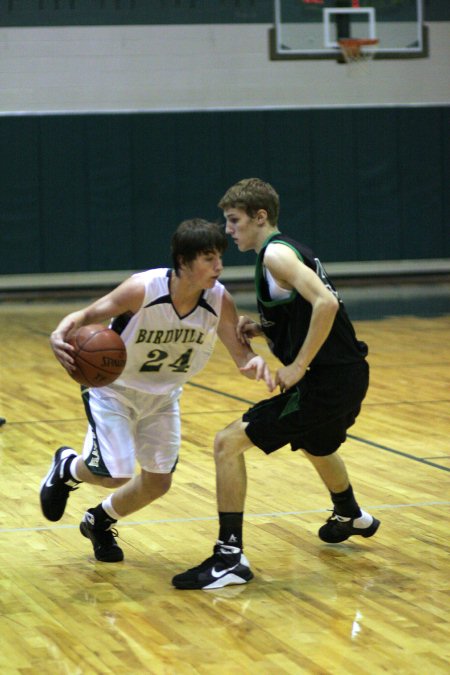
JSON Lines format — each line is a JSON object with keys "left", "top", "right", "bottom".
{"left": 301, "top": 1, "right": 378, "bottom": 70}
{"left": 338, "top": 38, "right": 379, "bottom": 71}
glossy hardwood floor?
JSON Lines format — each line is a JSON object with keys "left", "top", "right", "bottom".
{"left": 0, "top": 301, "right": 449, "bottom": 674}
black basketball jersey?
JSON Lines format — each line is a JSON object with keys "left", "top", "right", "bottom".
{"left": 255, "top": 233, "right": 368, "bottom": 367}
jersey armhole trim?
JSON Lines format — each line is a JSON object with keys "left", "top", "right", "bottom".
{"left": 258, "top": 239, "right": 303, "bottom": 306}
{"left": 267, "top": 239, "right": 304, "bottom": 264}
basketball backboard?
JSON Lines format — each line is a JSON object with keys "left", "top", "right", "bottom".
{"left": 271, "top": 0, "right": 427, "bottom": 60}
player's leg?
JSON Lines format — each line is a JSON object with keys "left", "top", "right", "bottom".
{"left": 79, "top": 470, "right": 173, "bottom": 563}
{"left": 173, "top": 390, "right": 303, "bottom": 590}
{"left": 303, "top": 449, "right": 350, "bottom": 493}
{"left": 76, "top": 412, "right": 137, "bottom": 563}
{"left": 80, "top": 388, "right": 180, "bottom": 562}
{"left": 299, "top": 360, "right": 379, "bottom": 543}
{"left": 172, "top": 418, "right": 255, "bottom": 590}
{"left": 215, "top": 420, "right": 250, "bottom": 513}
{"left": 302, "top": 448, "right": 380, "bottom": 543}
{"left": 39, "top": 445, "right": 129, "bottom": 521}
{"left": 108, "top": 470, "right": 173, "bottom": 516}
{"left": 39, "top": 389, "right": 133, "bottom": 523}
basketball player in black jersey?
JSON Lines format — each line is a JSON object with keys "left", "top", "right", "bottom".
{"left": 173, "top": 178, "right": 380, "bottom": 590}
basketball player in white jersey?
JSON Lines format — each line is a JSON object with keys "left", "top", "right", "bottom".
{"left": 40, "top": 218, "right": 274, "bottom": 563}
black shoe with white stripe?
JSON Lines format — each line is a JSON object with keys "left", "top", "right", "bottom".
{"left": 40, "top": 446, "right": 79, "bottom": 521}
{"left": 319, "top": 509, "right": 380, "bottom": 543}
{"left": 172, "top": 541, "right": 253, "bottom": 590}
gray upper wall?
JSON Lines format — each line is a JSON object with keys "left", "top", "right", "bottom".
{"left": 0, "top": 22, "right": 448, "bottom": 113}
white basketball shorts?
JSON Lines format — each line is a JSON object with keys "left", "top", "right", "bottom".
{"left": 81, "top": 384, "right": 182, "bottom": 478}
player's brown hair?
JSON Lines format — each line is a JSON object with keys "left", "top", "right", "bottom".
{"left": 171, "top": 218, "right": 227, "bottom": 275}
{"left": 218, "top": 178, "right": 280, "bottom": 225}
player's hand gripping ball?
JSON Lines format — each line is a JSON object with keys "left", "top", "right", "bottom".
{"left": 67, "top": 324, "right": 127, "bottom": 387}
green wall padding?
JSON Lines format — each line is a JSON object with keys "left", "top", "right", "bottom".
{"left": 1, "top": 1, "right": 448, "bottom": 26}
{"left": 0, "top": 118, "right": 41, "bottom": 272}
{"left": 0, "top": 106, "right": 448, "bottom": 275}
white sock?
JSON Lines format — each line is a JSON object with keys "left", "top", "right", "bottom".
{"left": 352, "top": 510, "right": 373, "bottom": 529}
{"left": 102, "top": 494, "right": 122, "bottom": 521}
{"left": 68, "top": 455, "right": 82, "bottom": 482}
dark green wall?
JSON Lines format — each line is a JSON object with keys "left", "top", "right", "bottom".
{"left": 0, "top": 106, "right": 448, "bottom": 274}
{"left": 0, "top": 0, "right": 448, "bottom": 26}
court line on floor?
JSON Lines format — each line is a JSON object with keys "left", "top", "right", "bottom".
{"left": 186, "top": 382, "right": 450, "bottom": 472}
{"left": 1, "top": 501, "right": 449, "bottom": 534}
{"left": 187, "top": 382, "right": 257, "bottom": 405}
{"left": 348, "top": 435, "right": 450, "bottom": 472}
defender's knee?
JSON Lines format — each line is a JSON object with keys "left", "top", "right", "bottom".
{"left": 214, "top": 427, "right": 236, "bottom": 462}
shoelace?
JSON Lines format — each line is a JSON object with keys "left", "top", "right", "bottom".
{"left": 326, "top": 510, "right": 351, "bottom": 523}
{"left": 91, "top": 526, "right": 120, "bottom": 547}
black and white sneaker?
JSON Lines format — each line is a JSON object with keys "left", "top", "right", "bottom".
{"left": 172, "top": 541, "right": 254, "bottom": 590}
{"left": 40, "top": 446, "right": 79, "bottom": 521}
{"left": 319, "top": 509, "right": 380, "bottom": 543}
{"left": 79, "top": 509, "right": 124, "bottom": 563}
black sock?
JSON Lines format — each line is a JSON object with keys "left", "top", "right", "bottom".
{"left": 330, "top": 485, "right": 361, "bottom": 518}
{"left": 88, "top": 503, "right": 117, "bottom": 528}
{"left": 219, "top": 512, "right": 243, "bottom": 548}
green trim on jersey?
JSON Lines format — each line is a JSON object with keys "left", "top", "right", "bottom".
{"left": 256, "top": 235, "right": 304, "bottom": 308}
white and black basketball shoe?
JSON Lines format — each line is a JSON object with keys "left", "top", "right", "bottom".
{"left": 40, "top": 446, "right": 79, "bottom": 521}
{"left": 172, "top": 541, "right": 253, "bottom": 590}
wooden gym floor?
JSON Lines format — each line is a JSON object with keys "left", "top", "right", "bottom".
{"left": 0, "top": 300, "right": 449, "bottom": 674}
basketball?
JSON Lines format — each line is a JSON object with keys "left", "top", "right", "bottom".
{"left": 67, "top": 324, "right": 127, "bottom": 387}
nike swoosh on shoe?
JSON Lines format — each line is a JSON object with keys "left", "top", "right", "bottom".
{"left": 210, "top": 563, "right": 240, "bottom": 579}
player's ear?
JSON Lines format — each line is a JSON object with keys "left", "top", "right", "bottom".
{"left": 177, "top": 255, "right": 192, "bottom": 273}
{"left": 256, "top": 209, "right": 268, "bottom": 225}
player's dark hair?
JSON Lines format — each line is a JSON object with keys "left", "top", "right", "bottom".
{"left": 218, "top": 178, "right": 280, "bottom": 225}
{"left": 171, "top": 218, "right": 227, "bottom": 276}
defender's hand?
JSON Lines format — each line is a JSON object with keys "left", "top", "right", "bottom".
{"left": 236, "top": 315, "right": 263, "bottom": 345}
{"left": 275, "top": 362, "right": 308, "bottom": 392}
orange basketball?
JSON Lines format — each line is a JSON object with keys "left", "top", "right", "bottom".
{"left": 67, "top": 324, "right": 127, "bottom": 387}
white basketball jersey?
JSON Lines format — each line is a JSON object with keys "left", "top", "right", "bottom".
{"left": 110, "top": 268, "right": 224, "bottom": 395}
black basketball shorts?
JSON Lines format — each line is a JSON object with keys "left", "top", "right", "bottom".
{"left": 243, "top": 360, "right": 369, "bottom": 457}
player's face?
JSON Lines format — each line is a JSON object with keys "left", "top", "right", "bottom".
{"left": 187, "top": 251, "right": 223, "bottom": 289}
{"left": 223, "top": 208, "right": 259, "bottom": 252}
